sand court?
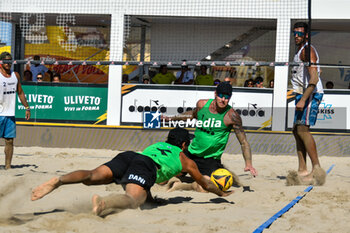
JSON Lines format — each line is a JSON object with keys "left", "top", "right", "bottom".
{"left": 0, "top": 146, "right": 349, "bottom": 233}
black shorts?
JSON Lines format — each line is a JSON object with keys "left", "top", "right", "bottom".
{"left": 184, "top": 150, "right": 224, "bottom": 176}
{"left": 104, "top": 151, "right": 157, "bottom": 190}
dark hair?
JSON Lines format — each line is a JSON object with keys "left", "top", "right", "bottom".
{"left": 24, "top": 70, "right": 33, "bottom": 81}
{"left": 325, "top": 81, "right": 334, "bottom": 89}
{"left": 159, "top": 65, "right": 167, "bottom": 71}
{"left": 293, "top": 22, "right": 308, "bottom": 32}
{"left": 244, "top": 79, "right": 255, "bottom": 87}
{"left": 51, "top": 72, "right": 61, "bottom": 82}
{"left": 216, "top": 81, "right": 232, "bottom": 96}
{"left": 166, "top": 137, "right": 189, "bottom": 148}
{"left": 53, "top": 73, "right": 61, "bottom": 78}
{"left": 166, "top": 127, "right": 194, "bottom": 148}
{"left": 255, "top": 76, "right": 263, "bottom": 83}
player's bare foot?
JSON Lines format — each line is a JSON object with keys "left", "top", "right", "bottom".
{"left": 300, "top": 173, "right": 314, "bottom": 183}
{"left": 5, "top": 165, "right": 11, "bottom": 170}
{"left": 298, "top": 170, "right": 309, "bottom": 177}
{"left": 92, "top": 194, "right": 105, "bottom": 216}
{"left": 31, "top": 177, "right": 61, "bottom": 201}
{"left": 165, "top": 177, "right": 181, "bottom": 190}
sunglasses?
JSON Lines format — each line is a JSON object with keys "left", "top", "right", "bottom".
{"left": 293, "top": 31, "right": 305, "bottom": 37}
{"left": 217, "top": 93, "right": 231, "bottom": 99}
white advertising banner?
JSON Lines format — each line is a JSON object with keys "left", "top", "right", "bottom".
{"left": 121, "top": 85, "right": 273, "bottom": 129}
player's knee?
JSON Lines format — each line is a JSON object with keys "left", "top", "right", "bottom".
{"left": 82, "top": 171, "right": 94, "bottom": 185}
{"left": 294, "top": 125, "right": 308, "bottom": 137}
{"left": 4, "top": 138, "right": 13, "bottom": 146}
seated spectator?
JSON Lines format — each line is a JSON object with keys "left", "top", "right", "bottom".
{"left": 268, "top": 79, "right": 274, "bottom": 88}
{"left": 30, "top": 55, "right": 53, "bottom": 82}
{"left": 36, "top": 73, "right": 44, "bottom": 82}
{"left": 122, "top": 74, "right": 129, "bottom": 83}
{"left": 152, "top": 65, "right": 176, "bottom": 84}
{"left": 142, "top": 74, "right": 150, "bottom": 84}
{"left": 195, "top": 65, "right": 214, "bottom": 86}
{"left": 244, "top": 79, "right": 255, "bottom": 87}
{"left": 254, "top": 76, "right": 264, "bottom": 88}
{"left": 23, "top": 70, "right": 33, "bottom": 81}
{"left": 214, "top": 79, "right": 221, "bottom": 86}
{"left": 51, "top": 72, "right": 61, "bottom": 83}
{"left": 325, "top": 81, "right": 334, "bottom": 89}
{"left": 174, "top": 61, "right": 194, "bottom": 85}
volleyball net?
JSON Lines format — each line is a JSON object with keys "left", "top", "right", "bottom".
{"left": 0, "top": 1, "right": 349, "bottom": 131}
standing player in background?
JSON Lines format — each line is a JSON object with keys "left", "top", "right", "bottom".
{"left": 163, "top": 82, "right": 257, "bottom": 192}
{"left": 287, "top": 22, "right": 326, "bottom": 185}
{"left": 0, "top": 52, "right": 31, "bottom": 169}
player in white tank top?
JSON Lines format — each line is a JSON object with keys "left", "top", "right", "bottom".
{"left": 0, "top": 52, "right": 31, "bottom": 169}
{"left": 0, "top": 71, "right": 18, "bottom": 116}
{"left": 288, "top": 22, "right": 326, "bottom": 186}
{"left": 291, "top": 42, "right": 324, "bottom": 94}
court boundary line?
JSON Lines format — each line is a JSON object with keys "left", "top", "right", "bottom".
{"left": 253, "top": 164, "right": 335, "bottom": 233}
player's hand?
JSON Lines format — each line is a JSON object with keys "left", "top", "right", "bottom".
{"left": 296, "top": 99, "right": 305, "bottom": 111}
{"left": 221, "top": 190, "right": 234, "bottom": 197}
{"left": 244, "top": 165, "right": 257, "bottom": 177}
{"left": 25, "top": 110, "right": 31, "bottom": 120}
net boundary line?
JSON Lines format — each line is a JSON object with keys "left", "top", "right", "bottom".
{"left": 1, "top": 60, "right": 349, "bottom": 68}
{"left": 0, "top": 60, "right": 314, "bottom": 67}
{"left": 253, "top": 164, "right": 335, "bottom": 233}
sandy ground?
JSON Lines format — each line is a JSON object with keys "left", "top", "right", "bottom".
{"left": 0, "top": 147, "right": 349, "bottom": 233}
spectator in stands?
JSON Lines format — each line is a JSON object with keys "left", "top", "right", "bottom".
{"left": 195, "top": 65, "right": 213, "bottom": 86}
{"left": 30, "top": 55, "right": 53, "bottom": 82}
{"left": 23, "top": 70, "right": 33, "bottom": 81}
{"left": 51, "top": 72, "right": 61, "bottom": 83}
{"left": 214, "top": 79, "right": 221, "bottom": 86}
{"left": 152, "top": 65, "right": 176, "bottom": 84}
{"left": 244, "top": 79, "right": 255, "bottom": 87}
{"left": 269, "top": 79, "right": 274, "bottom": 88}
{"left": 325, "top": 81, "right": 334, "bottom": 89}
{"left": 36, "top": 73, "right": 44, "bottom": 82}
{"left": 254, "top": 76, "right": 264, "bottom": 88}
{"left": 122, "top": 74, "right": 129, "bottom": 83}
{"left": 142, "top": 74, "right": 150, "bottom": 84}
{"left": 224, "top": 77, "right": 235, "bottom": 86}
{"left": 175, "top": 61, "right": 194, "bottom": 85}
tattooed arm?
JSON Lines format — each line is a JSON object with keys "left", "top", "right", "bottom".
{"left": 229, "top": 109, "right": 258, "bottom": 177}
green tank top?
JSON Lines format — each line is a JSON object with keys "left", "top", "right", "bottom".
{"left": 188, "top": 99, "right": 232, "bottom": 160}
{"left": 141, "top": 142, "right": 183, "bottom": 183}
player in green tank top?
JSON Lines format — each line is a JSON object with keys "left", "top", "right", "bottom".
{"left": 31, "top": 128, "right": 231, "bottom": 217}
{"left": 163, "top": 82, "right": 257, "bottom": 193}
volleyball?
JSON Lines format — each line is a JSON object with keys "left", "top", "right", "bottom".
{"left": 210, "top": 168, "right": 234, "bottom": 191}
